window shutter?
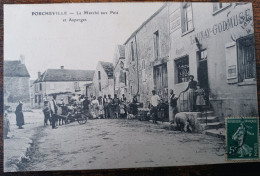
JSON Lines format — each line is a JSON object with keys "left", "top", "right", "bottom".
{"left": 225, "top": 42, "right": 238, "bottom": 84}
{"left": 180, "top": 4, "right": 186, "bottom": 33}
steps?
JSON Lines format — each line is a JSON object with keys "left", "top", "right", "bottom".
{"left": 196, "top": 111, "right": 225, "bottom": 139}
{"left": 181, "top": 111, "right": 225, "bottom": 139}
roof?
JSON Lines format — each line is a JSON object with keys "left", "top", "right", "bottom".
{"left": 124, "top": 3, "right": 167, "bottom": 44}
{"left": 117, "top": 45, "right": 125, "bottom": 58}
{"left": 34, "top": 69, "right": 95, "bottom": 83}
{"left": 4, "top": 60, "right": 30, "bottom": 77}
{"left": 99, "top": 61, "right": 114, "bottom": 79}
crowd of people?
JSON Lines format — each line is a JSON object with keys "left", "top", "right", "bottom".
{"left": 3, "top": 74, "right": 207, "bottom": 136}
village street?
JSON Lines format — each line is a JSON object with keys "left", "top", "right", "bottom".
{"left": 5, "top": 110, "right": 227, "bottom": 172}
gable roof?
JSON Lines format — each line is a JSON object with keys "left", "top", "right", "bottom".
{"left": 99, "top": 61, "right": 114, "bottom": 79}
{"left": 4, "top": 60, "right": 30, "bottom": 77}
{"left": 124, "top": 3, "right": 167, "bottom": 44}
{"left": 34, "top": 69, "right": 95, "bottom": 83}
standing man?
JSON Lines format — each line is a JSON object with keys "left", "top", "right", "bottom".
{"left": 50, "top": 95, "right": 58, "bottom": 129}
{"left": 150, "top": 90, "right": 161, "bottom": 124}
{"left": 113, "top": 94, "right": 120, "bottom": 118}
{"left": 103, "top": 95, "right": 109, "bottom": 119}
{"left": 107, "top": 94, "right": 113, "bottom": 118}
{"left": 169, "top": 89, "right": 179, "bottom": 124}
{"left": 15, "top": 101, "right": 24, "bottom": 129}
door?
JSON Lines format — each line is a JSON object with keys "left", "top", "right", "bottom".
{"left": 153, "top": 63, "right": 168, "bottom": 102}
{"left": 197, "top": 50, "right": 209, "bottom": 104}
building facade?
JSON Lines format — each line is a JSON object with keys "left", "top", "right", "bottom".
{"left": 113, "top": 45, "right": 127, "bottom": 99}
{"left": 124, "top": 4, "right": 170, "bottom": 107}
{"left": 93, "top": 61, "right": 114, "bottom": 97}
{"left": 33, "top": 66, "right": 94, "bottom": 107}
{"left": 4, "top": 60, "right": 30, "bottom": 108}
{"left": 167, "top": 2, "right": 257, "bottom": 120}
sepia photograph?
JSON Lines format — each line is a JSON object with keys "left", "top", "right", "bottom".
{"left": 3, "top": 2, "right": 259, "bottom": 172}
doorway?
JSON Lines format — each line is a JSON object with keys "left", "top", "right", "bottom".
{"left": 197, "top": 50, "right": 209, "bottom": 103}
{"left": 153, "top": 63, "right": 168, "bottom": 102}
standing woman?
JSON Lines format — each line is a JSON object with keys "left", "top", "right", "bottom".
{"left": 91, "top": 96, "right": 99, "bottom": 118}
{"left": 182, "top": 75, "right": 197, "bottom": 112}
{"left": 15, "top": 101, "right": 25, "bottom": 129}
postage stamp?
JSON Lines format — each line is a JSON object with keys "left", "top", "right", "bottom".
{"left": 226, "top": 117, "right": 259, "bottom": 161}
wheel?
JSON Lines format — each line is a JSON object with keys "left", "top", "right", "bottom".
{"left": 77, "top": 113, "right": 87, "bottom": 124}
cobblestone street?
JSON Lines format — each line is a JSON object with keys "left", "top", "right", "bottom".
{"left": 3, "top": 110, "right": 226, "bottom": 171}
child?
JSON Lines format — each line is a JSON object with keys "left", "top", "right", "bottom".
{"left": 43, "top": 101, "right": 51, "bottom": 126}
{"left": 195, "top": 85, "right": 206, "bottom": 112}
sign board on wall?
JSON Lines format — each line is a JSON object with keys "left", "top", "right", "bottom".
{"left": 169, "top": 8, "right": 181, "bottom": 33}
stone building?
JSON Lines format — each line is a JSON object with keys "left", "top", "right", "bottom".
{"left": 33, "top": 66, "right": 94, "bottom": 107}
{"left": 124, "top": 4, "right": 170, "bottom": 107}
{"left": 4, "top": 60, "right": 30, "bottom": 108}
{"left": 167, "top": 2, "right": 257, "bottom": 119}
{"left": 113, "top": 45, "right": 127, "bottom": 99}
{"left": 93, "top": 61, "right": 114, "bottom": 98}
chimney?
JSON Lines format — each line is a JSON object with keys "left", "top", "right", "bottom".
{"left": 61, "top": 66, "right": 64, "bottom": 69}
{"left": 20, "top": 55, "right": 25, "bottom": 64}
{"left": 38, "top": 72, "right": 41, "bottom": 78}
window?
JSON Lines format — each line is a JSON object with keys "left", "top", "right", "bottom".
{"left": 181, "top": 3, "right": 193, "bottom": 34}
{"left": 175, "top": 56, "right": 189, "bottom": 83}
{"left": 131, "top": 41, "right": 135, "bottom": 61}
{"left": 154, "top": 31, "right": 159, "bottom": 59}
{"left": 237, "top": 35, "right": 255, "bottom": 82}
{"left": 35, "top": 95, "right": 37, "bottom": 103}
{"left": 98, "top": 71, "right": 101, "bottom": 80}
{"left": 38, "top": 95, "right": 41, "bottom": 103}
{"left": 39, "top": 83, "right": 42, "bottom": 91}
{"left": 74, "top": 82, "right": 80, "bottom": 91}
{"left": 34, "top": 84, "right": 37, "bottom": 92}
{"left": 213, "top": 3, "right": 231, "bottom": 14}
{"left": 99, "top": 82, "right": 102, "bottom": 91}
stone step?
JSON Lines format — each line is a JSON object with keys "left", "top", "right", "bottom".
{"left": 201, "top": 122, "right": 225, "bottom": 130}
{"left": 205, "top": 128, "right": 225, "bottom": 139}
{"left": 197, "top": 116, "right": 219, "bottom": 123}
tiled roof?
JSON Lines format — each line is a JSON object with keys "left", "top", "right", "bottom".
{"left": 100, "top": 61, "right": 114, "bottom": 79}
{"left": 34, "top": 69, "right": 95, "bottom": 83}
{"left": 4, "top": 60, "right": 30, "bottom": 77}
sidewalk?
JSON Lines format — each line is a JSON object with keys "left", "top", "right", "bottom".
{"left": 4, "top": 109, "right": 43, "bottom": 172}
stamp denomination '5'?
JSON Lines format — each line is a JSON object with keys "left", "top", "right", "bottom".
{"left": 226, "top": 117, "right": 259, "bottom": 160}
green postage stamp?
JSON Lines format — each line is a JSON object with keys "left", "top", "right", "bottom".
{"left": 226, "top": 117, "right": 259, "bottom": 161}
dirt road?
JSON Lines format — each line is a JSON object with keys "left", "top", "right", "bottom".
{"left": 24, "top": 119, "right": 226, "bottom": 171}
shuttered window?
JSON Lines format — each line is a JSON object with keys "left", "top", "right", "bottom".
{"left": 154, "top": 31, "right": 159, "bottom": 59}
{"left": 237, "top": 35, "right": 255, "bottom": 82}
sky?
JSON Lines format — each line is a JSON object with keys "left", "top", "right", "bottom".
{"left": 4, "top": 2, "right": 164, "bottom": 80}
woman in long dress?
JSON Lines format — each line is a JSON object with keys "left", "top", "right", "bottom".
{"left": 15, "top": 101, "right": 25, "bottom": 129}
{"left": 182, "top": 75, "right": 197, "bottom": 112}
{"left": 91, "top": 96, "right": 99, "bottom": 118}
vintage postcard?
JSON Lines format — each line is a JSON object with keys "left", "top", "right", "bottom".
{"left": 3, "top": 2, "right": 260, "bottom": 172}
